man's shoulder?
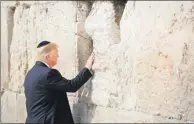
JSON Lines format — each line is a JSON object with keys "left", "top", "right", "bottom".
{"left": 47, "top": 68, "right": 62, "bottom": 77}
{"left": 25, "top": 65, "right": 52, "bottom": 79}
{"left": 34, "top": 65, "right": 52, "bottom": 73}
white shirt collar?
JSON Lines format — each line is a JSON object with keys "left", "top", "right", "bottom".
{"left": 40, "top": 61, "right": 50, "bottom": 68}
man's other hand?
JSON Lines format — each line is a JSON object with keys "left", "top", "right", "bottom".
{"left": 85, "top": 52, "right": 95, "bottom": 70}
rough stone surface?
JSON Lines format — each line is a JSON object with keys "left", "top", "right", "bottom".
{"left": 16, "top": 94, "right": 27, "bottom": 122}
{"left": 1, "top": 90, "right": 17, "bottom": 122}
{"left": 1, "top": 1, "right": 194, "bottom": 123}
{"left": 120, "top": 1, "right": 194, "bottom": 121}
{"left": 1, "top": 7, "right": 10, "bottom": 92}
{"left": 85, "top": 0, "right": 194, "bottom": 122}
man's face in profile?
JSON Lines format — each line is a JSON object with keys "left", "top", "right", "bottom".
{"left": 47, "top": 48, "right": 59, "bottom": 67}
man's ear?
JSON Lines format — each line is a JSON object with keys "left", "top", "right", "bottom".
{"left": 45, "top": 54, "right": 50, "bottom": 59}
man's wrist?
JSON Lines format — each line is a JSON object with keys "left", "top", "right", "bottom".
{"left": 85, "top": 65, "right": 91, "bottom": 70}
{"left": 84, "top": 66, "right": 93, "bottom": 75}
{"left": 88, "top": 69, "right": 93, "bottom": 75}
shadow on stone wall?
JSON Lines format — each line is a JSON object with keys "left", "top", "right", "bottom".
{"left": 72, "top": 0, "right": 96, "bottom": 119}
{"left": 71, "top": 40, "right": 96, "bottom": 122}
{"left": 72, "top": 76, "right": 97, "bottom": 123}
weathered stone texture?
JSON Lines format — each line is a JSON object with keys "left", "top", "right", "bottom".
{"left": 1, "top": 1, "right": 194, "bottom": 123}
{"left": 1, "top": 1, "right": 81, "bottom": 122}
{"left": 1, "top": 90, "right": 17, "bottom": 122}
{"left": 120, "top": 1, "right": 194, "bottom": 121}
{"left": 1, "top": 7, "right": 10, "bottom": 92}
{"left": 85, "top": 0, "right": 194, "bottom": 122}
{"left": 85, "top": 1, "right": 122, "bottom": 108}
{"left": 70, "top": 103, "right": 187, "bottom": 123}
{"left": 16, "top": 94, "right": 27, "bottom": 122}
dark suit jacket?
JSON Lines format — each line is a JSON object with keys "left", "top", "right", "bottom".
{"left": 24, "top": 61, "right": 93, "bottom": 124}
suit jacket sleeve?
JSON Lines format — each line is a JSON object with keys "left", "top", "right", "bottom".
{"left": 46, "top": 67, "right": 93, "bottom": 92}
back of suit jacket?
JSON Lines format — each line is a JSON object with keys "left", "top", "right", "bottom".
{"left": 24, "top": 61, "right": 92, "bottom": 124}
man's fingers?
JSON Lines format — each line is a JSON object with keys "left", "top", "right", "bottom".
{"left": 91, "top": 52, "right": 94, "bottom": 56}
{"left": 92, "top": 52, "right": 95, "bottom": 60}
{"left": 90, "top": 52, "right": 95, "bottom": 59}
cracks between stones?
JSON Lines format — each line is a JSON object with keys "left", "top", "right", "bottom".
{"left": 7, "top": 6, "right": 15, "bottom": 88}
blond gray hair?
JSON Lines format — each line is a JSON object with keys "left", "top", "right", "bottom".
{"left": 36, "top": 42, "right": 58, "bottom": 61}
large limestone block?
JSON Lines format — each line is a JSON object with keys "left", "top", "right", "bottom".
{"left": 85, "top": 1, "right": 122, "bottom": 107}
{"left": 1, "top": 6, "right": 10, "bottom": 90}
{"left": 1, "top": 91, "right": 27, "bottom": 123}
{"left": 120, "top": 1, "right": 194, "bottom": 121}
{"left": 85, "top": 0, "right": 194, "bottom": 122}
{"left": 88, "top": 106, "right": 186, "bottom": 123}
{"left": 85, "top": 1, "right": 120, "bottom": 55}
{"left": 16, "top": 94, "right": 27, "bottom": 122}
{"left": 1, "top": 90, "right": 17, "bottom": 122}
{"left": 9, "top": 5, "right": 30, "bottom": 93}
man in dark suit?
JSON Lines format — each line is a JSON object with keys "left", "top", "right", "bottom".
{"left": 24, "top": 41, "right": 95, "bottom": 124}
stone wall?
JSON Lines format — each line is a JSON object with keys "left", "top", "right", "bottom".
{"left": 1, "top": 1, "right": 194, "bottom": 123}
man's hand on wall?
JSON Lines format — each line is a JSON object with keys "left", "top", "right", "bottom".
{"left": 85, "top": 52, "right": 95, "bottom": 70}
